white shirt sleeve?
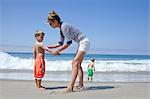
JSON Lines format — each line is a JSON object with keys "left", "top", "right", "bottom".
{"left": 61, "top": 23, "right": 72, "bottom": 45}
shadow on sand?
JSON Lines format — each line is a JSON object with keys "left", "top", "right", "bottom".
{"left": 45, "top": 85, "right": 114, "bottom": 91}
{"left": 45, "top": 86, "right": 67, "bottom": 90}
{"left": 85, "top": 86, "right": 115, "bottom": 91}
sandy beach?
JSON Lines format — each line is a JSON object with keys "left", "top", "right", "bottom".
{"left": 0, "top": 80, "right": 150, "bottom": 99}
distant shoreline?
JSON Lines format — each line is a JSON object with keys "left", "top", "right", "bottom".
{"left": 5, "top": 51, "right": 150, "bottom": 56}
{"left": 0, "top": 69, "right": 150, "bottom": 74}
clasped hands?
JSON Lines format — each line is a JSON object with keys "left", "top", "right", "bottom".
{"left": 51, "top": 50, "right": 60, "bottom": 55}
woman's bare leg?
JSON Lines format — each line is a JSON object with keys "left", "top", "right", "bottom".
{"left": 77, "top": 54, "right": 85, "bottom": 88}
{"left": 78, "top": 66, "right": 83, "bottom": 87}
{"left": 66, "top": 51, "right": 86, "bottom": 92}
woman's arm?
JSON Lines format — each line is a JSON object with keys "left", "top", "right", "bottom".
{"left": 47, "top": 43, "right": 61, "bottom": 49}
{"left": 51, "top": 37, "right": 72, "bottom": 55}
{"left": 52, "top": 44, "right": 70, "bottom": 55}
{"left": 58, "top": 44, "right": 70, "bottom": 52}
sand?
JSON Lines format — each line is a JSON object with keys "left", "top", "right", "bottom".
{"left": 0, "top": 80, "right": 150, "bottom": 99}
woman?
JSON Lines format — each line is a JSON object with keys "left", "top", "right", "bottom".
{"left": 47, "top": 11, "right": 90, "bottom": 92}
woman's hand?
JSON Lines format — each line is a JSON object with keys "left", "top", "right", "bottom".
{"left": 51, "top": 50, "right": 60, "bottom": 55}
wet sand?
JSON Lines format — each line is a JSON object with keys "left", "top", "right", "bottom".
{"left": 0, "top": 80, "right": 150, "bottom": 99}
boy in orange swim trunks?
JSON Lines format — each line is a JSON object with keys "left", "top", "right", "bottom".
{"left": 34, "top": 30, "right": 51, "bottom": 89}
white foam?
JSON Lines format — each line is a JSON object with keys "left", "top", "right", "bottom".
{"left": 0, "top": 51, "right": 33, "bottom": 70}
{"left": 0, "top": 51, "right": 150, "bottom": 72}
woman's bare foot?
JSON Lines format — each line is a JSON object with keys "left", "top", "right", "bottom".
{"left": 76, "top": 85, "right": 84, "bottom": 91}
{"left": 64, "top": 87, "right": 73, "bottom": 93}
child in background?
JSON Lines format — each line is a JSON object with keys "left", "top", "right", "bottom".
{"left": 34, "top": 30, "right": 51, "bottom": 89}
{"left": 87, "top": 59, "right": 95, "bottom": 82}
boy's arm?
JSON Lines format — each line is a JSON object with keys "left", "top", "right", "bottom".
{"left": 39, "top": 43, "right": 52, "bottom": 53}
{"left": 41, "top": 59, "right": 45, "bottom": 71}
{"left": 87, "top": 64, "right": 90, "bottom": 69}
{"left": 43, "top": 46, "right": 52, "bottom": 53}
{"left": 93, "top": 63, "right": 95, "bottom": 71}
{"left": 93, "top": 67, "right": 95, "bottom": 71}
{"left": 33, "top": 47, "right": 36, "bottom": 59}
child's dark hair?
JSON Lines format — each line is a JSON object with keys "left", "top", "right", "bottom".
{"left": 91, "top": 59, "right": 95, "bottom": 62}
{"left": 47, "top": 11, "right": 61, "bottom": 23}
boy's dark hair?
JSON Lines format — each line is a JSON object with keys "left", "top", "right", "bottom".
{"left": 35, "top": 30, "right": 45, "bottom": 37}
{"left": 47, "top": 11, "right": 61, "bottom": 23}
{"left": 91, "top": 59, "right": 95, "bottom": 62}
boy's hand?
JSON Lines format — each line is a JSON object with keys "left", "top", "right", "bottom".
{"left": 52, "top": 50, "right": 60, "bottom": 55}
{"left": 39, "top": 67, "right": 44, "bottom": 73}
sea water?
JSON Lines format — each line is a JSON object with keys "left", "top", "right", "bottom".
{"left": 0, "top": 51, "right": 150, "bottom": 82}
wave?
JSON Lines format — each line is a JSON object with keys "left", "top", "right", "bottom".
{"left": 0, "top": 51, "right": 150, "bottom": 72}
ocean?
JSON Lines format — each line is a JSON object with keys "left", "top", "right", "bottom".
{"left": 0, "top": 51, "right": 150, "bottom": 82}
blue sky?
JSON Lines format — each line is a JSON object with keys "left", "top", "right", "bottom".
{"left": 0, "top": 0, "right": 149, "bottom": 55}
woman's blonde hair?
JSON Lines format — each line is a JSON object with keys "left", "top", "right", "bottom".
{"left": 35, "top": 30, "right": 45, "bottom": 37}
{"left": 47, "top": 10, "right": 61, "bottom": 23}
